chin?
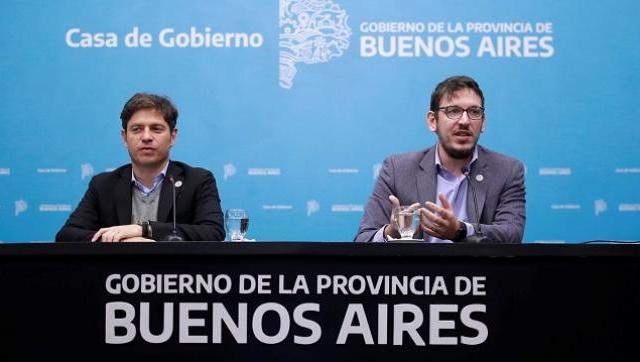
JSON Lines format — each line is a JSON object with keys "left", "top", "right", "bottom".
{"left": 443, "top": 143, "right": 474, "bottom": 160}
{"left": 134, "top": 158, "right": 164, "bottom": 167}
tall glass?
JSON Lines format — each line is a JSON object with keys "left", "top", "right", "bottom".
{"left": 225, "top": 209, "right": 249, "bottom": 241}
{"left": 392, "top": 205, "right": 419, "bottom": 239}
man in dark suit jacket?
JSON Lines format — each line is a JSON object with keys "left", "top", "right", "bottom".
{"left": 55, "top": 93, "right": 225, "bottom": 242}
{"left": 355, "top": 76, "right": 525, "bottom": 244}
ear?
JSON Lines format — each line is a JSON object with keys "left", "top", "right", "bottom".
{"left": 121, "top": 129, "right": 127, "bottom": 147}
{"left": 170, "top": 128, "right": 178, "bottom": 147}
{"left": 426, "top": 111, "right": 438, "bottom": 132}
{"left": 481, "top": 118, "right": 486, "bottom": 133}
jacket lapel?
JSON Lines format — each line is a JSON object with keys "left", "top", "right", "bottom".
{"left": 115, "top": 166, "right": 133, "bottom": 225}
{"left": 157, "top": 162, "right": 183, "bottom": 223}
{"left": 416, "top": 147, "right": 437, "bottom": 240}
{"left": 416, "top": 147, "right": 437, "bottom": 205}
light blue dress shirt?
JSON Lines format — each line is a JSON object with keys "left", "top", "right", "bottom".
{"left": 131, "top": 162, "right": 169, "bottom": 196}
{"left": 426, "top": 147, "right": 477, "bottom": 243}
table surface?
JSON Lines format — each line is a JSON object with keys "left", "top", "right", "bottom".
{"left": 1, "top": 241, "right": 639, "bottom": 257}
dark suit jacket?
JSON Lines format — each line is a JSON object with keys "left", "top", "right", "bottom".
{"left": 355, "top": 145, "right": 526, "bottom": 243}
{"left": 55, "top": 161, "right": 225, "bottom": 242}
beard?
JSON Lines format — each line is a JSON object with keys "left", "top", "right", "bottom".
{"left": 438, "top": 134, "right": 478, "bottom": 160}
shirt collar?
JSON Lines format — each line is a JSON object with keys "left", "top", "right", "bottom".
{"left": 131, "top": 161, "right": 170, "bottom": 195}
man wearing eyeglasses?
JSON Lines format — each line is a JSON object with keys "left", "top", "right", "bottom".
{"left": 355, "top": 75, "right": 525, "bottom": 243}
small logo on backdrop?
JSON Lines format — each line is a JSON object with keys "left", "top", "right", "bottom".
{"left": 539, "top": 167, "right": 571, "bottom": 176}
{"left": 36, "top": 168, "right": 67, "bottom": 174}
{"left": 550, "top": 204, "right": 581, "bottom": 210}
{"left": 615, "top": 167, "right": 640, "bottom": 174}
{"left": 372, "top": 163, "right": 382, "bottom": 180}
{"left": 15, "top": 199, "right": 28, "bottom": 216}
{"left": 81, "top": 163, "right": 94, "bottom": 180}
{"left": 328, "top": 168, "right": 359, "bottom": 174}
{"left": 0, "top": 168, "right": 10, "bottom": 176}
{"left": 594, "top": 199, "right": 607, "bottom": 216}
{"left": 331, "top": 204, "right": 363, "bottom": 212}
{"left": 248, "top": 168, "right": 281, "bottom": 176}
{"left": 39, "top": 204, "right": 72, "bottom": 212}
{"left": 307, "top": 199, "right": 320, "bottom": 216}
{"left": 223, "top": 164, "right": 237, "bottom": 180}
{"left": 619, "top": 204, "right": 640, "bottom": 212}
{"left": 263, "top": 204, "right": 293, "bottom": 210}
{"left": 279, "top": 0, "right": 352, "bottom": 89}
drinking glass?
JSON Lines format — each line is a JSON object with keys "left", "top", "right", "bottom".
{"left": 392, "top": 205, "right": 419, "bottom": 239}
{"left": 225, "top": 209, "right": 249, "bottom": 241}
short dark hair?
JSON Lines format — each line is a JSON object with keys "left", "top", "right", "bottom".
{"left": 120, "top": 93, "right": 178, "bottom": 131}
{"left": 429, "top": 75, "right": 484, "bottom": 112}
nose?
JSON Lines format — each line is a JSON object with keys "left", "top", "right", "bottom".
{"left": 141, "top": 127, "right": 153, "bottom": 141}
{"left": 458, "top": 110, "right": 471, "bottom": 125}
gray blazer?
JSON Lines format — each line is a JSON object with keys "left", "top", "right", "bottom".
{"left": 354, "top": 145, "right": 526, "bottom": 243}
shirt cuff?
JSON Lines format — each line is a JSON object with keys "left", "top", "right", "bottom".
{"left": 372, "top": 225, "right": 388, "bottom": 243}
{"left": 464, "top": 222, "right": 476, "bottom": 237}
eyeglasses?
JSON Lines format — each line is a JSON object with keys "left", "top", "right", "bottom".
{"left": 437, "top": 106, "right": 485, "bottom": 120}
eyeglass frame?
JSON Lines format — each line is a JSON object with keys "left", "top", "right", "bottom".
{"left": 436, "top": 105, "right": 485, "bottom": 120}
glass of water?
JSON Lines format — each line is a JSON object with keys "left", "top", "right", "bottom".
{"left": 225, "top": 208, "right": 249, "bottom": 241}
{"left": 392, "top": 205, "right": 419, "bottom": 239}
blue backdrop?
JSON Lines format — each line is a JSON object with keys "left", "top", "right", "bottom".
{"left": 1, "top": 0, "right": 639, "bottom": 243}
